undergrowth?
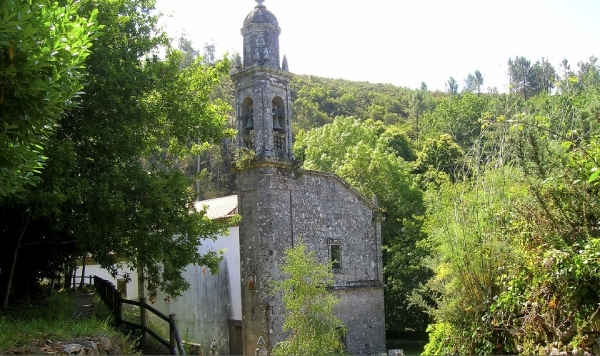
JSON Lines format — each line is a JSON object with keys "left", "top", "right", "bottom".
{"left": 0, "top": 288, "right": 135, "bottom": 354}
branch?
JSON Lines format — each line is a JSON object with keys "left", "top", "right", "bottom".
{"left": 503, "top": 118, "right": 599, "bottom": 167}
{"left": 19, "top": 240, "right": 77, "bottom": 248}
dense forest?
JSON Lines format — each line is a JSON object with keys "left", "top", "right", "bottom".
{"left": 2, "top": 0, "right": 600, "bottom": 354}
{"left": 283, "top": 58, "right": 600, "bottom": 354}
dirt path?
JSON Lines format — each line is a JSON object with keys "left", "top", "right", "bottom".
{"left": 73, "top": 289, "right": 95, "bottom": 319}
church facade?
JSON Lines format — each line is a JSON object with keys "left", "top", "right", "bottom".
{"left": 156, "top": 1, "right": 387, "bottom": 354}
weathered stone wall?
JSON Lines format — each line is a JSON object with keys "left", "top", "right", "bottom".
{"left": 333, "top": 288, "right": 386, "bottom": 355}
{"left": 237, "top": 160, "right": 386, "bottom": 355}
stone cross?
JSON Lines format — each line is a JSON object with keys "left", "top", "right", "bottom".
{"left": 256, "top": 0, "right": 265, "bottom": 6}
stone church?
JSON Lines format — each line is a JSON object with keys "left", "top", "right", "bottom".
{"left": 154, "top": 1, "right": 387, "bottom": 354}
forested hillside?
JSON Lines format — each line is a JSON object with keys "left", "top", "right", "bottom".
{"left": 285, "top": 57, "right": 600, "bottom": 353}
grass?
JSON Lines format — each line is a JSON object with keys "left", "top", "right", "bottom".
{"left": 0, "top": 288, "right": 136, "bottom": 354}
{"left": 120, "top": 302, "right": 196, "bottom": 355}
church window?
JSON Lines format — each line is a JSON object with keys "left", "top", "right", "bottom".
{"left": 331, "top": 244, "right": 341, "bottom": 270}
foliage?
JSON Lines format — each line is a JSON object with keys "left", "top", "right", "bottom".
{"left": 290, "top": 75, "right": 413, "bottom": 131}
{"left": 0, "top": 0, "right": 101, "bottom": 196}
{"left": 418, "top": 166, "right": 525, "bottom": 354}
{"left": 0, "top": 290, "right": 135, "bottom": 354}
{"left": 233, "top": 147, "right": 256, "bottom": 171}
{"left": 419, "top": 92, "right": 488, "bottom": 150}
{"left": 295, "top": 117, "right": 429, "bottom": 336}
{"left": 414, "top": 134, "right": 465, "bottom": 182}
{"left": 421, "top": 79, "right": 600, "bottom": 354}
{"left": 0, "top": 0, "right": 234, "bottom": 306}
{"left": 272, "top": 241, "right": 345, "bottom": 356}
{"left": 508, "top": 56, "right": 556, "bottom": 99}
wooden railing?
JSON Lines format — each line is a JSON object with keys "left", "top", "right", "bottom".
{"left": 72, "top": 274, "right": 94, "bottom": 288}
{"left": 93, "top": 276, "right": 185, "bottom": 355}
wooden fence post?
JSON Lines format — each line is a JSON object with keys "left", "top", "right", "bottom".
{"left": 115, "top": 291, "right": 123, "bottom": 326}
{"left": 169, "top": 314, "right": 177, "bottom": 355}
{"left": 140, "top": 297, "right": 148, "bottom": 347}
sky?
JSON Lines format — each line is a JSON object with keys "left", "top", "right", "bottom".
{"left": 154, "top": 0, "right": 600, "bottom": 92}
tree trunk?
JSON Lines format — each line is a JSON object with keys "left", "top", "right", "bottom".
{"left": 2, "top": 218, "right": 29, "bottom": 308}
{"left": 79, "top": 255, "right": 87, "bottom": 289}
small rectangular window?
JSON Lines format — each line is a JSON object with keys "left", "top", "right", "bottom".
{"left": 331, "top": 244, "right": 341, "bottom": 269}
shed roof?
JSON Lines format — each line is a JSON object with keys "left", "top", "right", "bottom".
{"left": 194, "top": 195, "right": 238, "bottom": 220}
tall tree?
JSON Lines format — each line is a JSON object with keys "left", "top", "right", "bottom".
{"left": 463, "top": 70, "right": 484, "bottom": 94}
{"left": 508, "top": 56, "right": 556, "bottom": 99}
{"left": 0, "top": 0, "right": 234, "bottom": 306}
{"left": 446, "top": 77, "right": 458, "bottom": 95}
{"left": 409, "top": 82, "right": 428, "bottom": 141}
{"left": 508, "top": 56, "right": 533, "bottom": 99}
{"left": 0, "top": 0, "right": 100, "bottom": 197}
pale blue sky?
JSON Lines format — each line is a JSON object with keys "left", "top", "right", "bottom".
{"left": 155, "top": 0, "right": 600, "bottom": 92}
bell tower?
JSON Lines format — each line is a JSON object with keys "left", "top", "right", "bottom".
{"left": 231, "top": 0, "right": 293, "bottom": 160}
{"left": 232, "top": 4, "right": 386, "bottom": 356}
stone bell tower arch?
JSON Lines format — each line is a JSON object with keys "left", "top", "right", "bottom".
{"left": 231, "top": 0, "right": 293, "bottom": 161}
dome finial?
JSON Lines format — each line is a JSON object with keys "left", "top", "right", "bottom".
{"left": 255, "top": 0, "right": 265, "bottom": 7}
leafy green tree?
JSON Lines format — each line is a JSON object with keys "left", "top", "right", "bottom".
{"left": 419, "top": 92, "right": 488, "bottom": 150}
{"left": 0, "top": 0, "right": 234, "bottom": 306}
{"left": 415, "top": 134, "right": 466, "bottom": 182}
{"left": 0, "top": 0, "right": 100, "bottom": 197}
{"left": 272, "top": 241, "right": 345, "bottom": 356}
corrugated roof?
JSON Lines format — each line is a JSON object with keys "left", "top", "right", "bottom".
{"left": 194, "top": 195, "right": 238, "bottom": 220}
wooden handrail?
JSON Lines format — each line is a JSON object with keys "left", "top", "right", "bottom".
{"left": 93, "top": 275, "right": 186, "bottom": 355}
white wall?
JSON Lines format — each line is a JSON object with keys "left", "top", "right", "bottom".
{"left": 151, "top": 226, "right": 241, "bottom": 353}
{"left": 75, "top": 264, "right": 139, "bottom": 299}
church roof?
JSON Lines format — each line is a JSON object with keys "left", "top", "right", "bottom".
{"left": 195, "top": 195, "right": 238, "bottom": 220}
{"left": 243, "top": 2, "right": 278, "bottom": 27}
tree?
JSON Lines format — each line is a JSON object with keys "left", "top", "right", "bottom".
{"left": 532, "top": 57, "right": 556, "bottom": 94}
{"left": 446, "top": 77, "right": 458, "bottom": 95}
{"left": 0, "top": 0, "right": 234, "bottom": 306}
{"left": 0, "top": 0, "right": 100, "bottom": 197}
{"left": 463, "top": 70, "right": 484, "bottom": 94}
{"left": 409, "top": 83, "right": 427, "bottom": 141}
{"left": 272, "top": 241, "right": 345, "bottom": 356}
{"left": 59, "top": 0, "right": 235, "bottom": 301}
{"left": 415, "top": 134, "right": 466, "bottom": 182}
{"left": 508, "top": 56, "right": 556, "bottom": 99}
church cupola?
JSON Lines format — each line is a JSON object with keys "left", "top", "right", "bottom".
{"left": 242, "top": 0, "right": 280, "bottom": 68}
{"left": 231, "top": 0, "right": 294, "bottom": 161}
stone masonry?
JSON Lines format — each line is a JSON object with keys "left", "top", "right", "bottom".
{"left": 236, "top": 160, "right": 386, "bottom": 355}
{"left": 233, "top": 1, "right": 386, "bottom": 354}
